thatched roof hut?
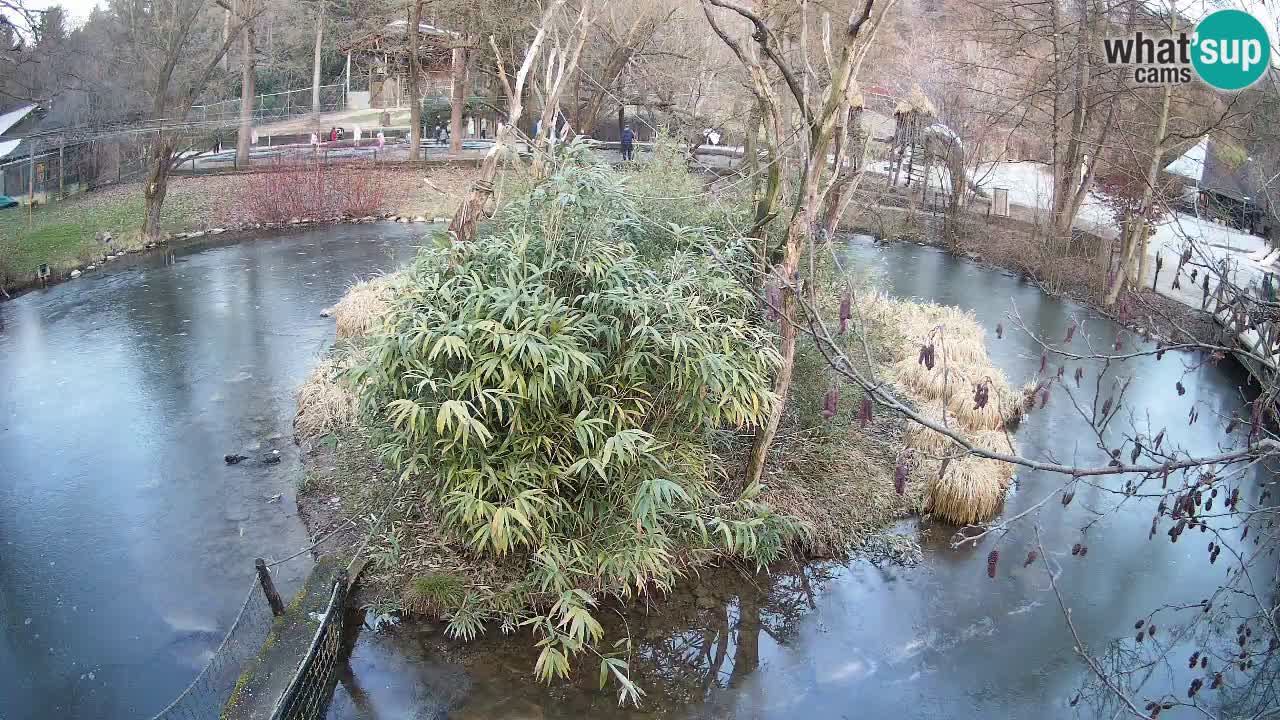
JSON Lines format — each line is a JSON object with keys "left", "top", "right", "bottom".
{"left": 848, "top": 80, "right": 865, "bottom": 111}
{"left": 893, "top": 85, "right": 937, "bottom": 119}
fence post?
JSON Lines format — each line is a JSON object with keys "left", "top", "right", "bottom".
{"left": 58, "top": 135, "right": 65, "bottom": 199}
{"left": 27, "top": 142, "right": 35, "bottom": 206}
{"left": 255, "top": 558, "right": 286, "bottom": 616}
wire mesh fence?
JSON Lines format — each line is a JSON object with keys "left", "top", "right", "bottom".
{"left": 149, "top": 548, "right": 322, "bottom": 720}
{"left": 269, "top": 572, "right": 349, "bottom": 720}
{"left": 148, "top": 579, "right": 278, "bottom": 720}
{"left": 190, "top": 85, "right": 348, "bottom": 125}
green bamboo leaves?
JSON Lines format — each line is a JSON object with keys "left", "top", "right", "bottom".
{"left": 351, "top": 154, "right": 797, "bottom": 704}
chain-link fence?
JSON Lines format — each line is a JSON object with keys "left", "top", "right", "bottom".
{"left": 148, "top": 578, "right": 279, "bottom": 720}
{"left": 190, "top": 85, "right": 348, "bottom": 125}
{"left": 149, "top": 546, "right": 326, "bottom": 720}
{"left": 269, "top": 572, "right": 349, "bottom": 720}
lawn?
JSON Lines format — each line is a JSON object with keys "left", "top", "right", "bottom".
{"left": 0, "top": 183, "right": 213, "bottom": 281}
{"left": 0, "top": 165, "right": 474, "bottom": 291}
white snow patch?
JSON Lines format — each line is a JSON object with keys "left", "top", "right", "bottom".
{"left": 0, "top": 104, "right": 35, "bottom": 136}
{"left": 1164, "top": 138, "right": 1207, "bottom": 182}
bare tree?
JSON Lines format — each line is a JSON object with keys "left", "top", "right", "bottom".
{"left": 310, "top": 0, "right": 325, "bottom": 132}
{"left": 110, "top": 0, "right": 259, "bottom": 240}
{"left": 703, "top": 0, "right": 894, "bottom": 488}
{"left": 233, "top": 0, "right": 259, "bottom": 166}
{"left": 408, "top": 0, "right": 422, "bottom": 160}
{"left": 446, "top": 0, "right": 560, "bottom": 242}
{"left": 571, "top": 3, "right": 676, "bottom": 136}
{"left": 529, "top": 0, "right": 593, "bottom": 172}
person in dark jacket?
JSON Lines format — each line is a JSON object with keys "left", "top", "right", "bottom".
{"left": 620, "top": 125, "right": 635, "bottom": 161}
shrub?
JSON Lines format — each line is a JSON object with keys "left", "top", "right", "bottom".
{"left": 241, "top": 160, "right": 387, "bottom": 223}
{"left": 494, "top": 135, "right": 746, "bottom": 263}
{"left": 404, "top": 572, "right": 468, "bottom": 615}
{"left": 350, "top": 158, "right": 798, "bottom": 698}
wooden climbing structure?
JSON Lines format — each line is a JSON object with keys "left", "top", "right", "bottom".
{"left": 888, "top": 85, "right": 938, "bottom": 191}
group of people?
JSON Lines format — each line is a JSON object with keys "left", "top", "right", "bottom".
{"left": 308, "top": 125, "right": 385, "bottom": 150}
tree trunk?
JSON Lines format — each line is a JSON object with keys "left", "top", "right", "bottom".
{"left": 143, "top": 136, "right": 174, "bottom": 241}
{"left": 576, "top": 11, "right": 654, "bottom": 136}
{"left": 222, "top": 9, "right": 231, "bottom": 72}
{"left": 1105, "top": 84, "right": 1171, "bottom": 305}
{"left": 576, "top": 53, "right": 631, "bottom": 136}
{"left": 449, "top": 46, "right": 467, "bottom": 156}
{"left": 407, "top": 1, "right": 422, "bottom": 161}
{"left": 310, "top": 5, "right": 323, "bottom": 132}
{"left": 236, "top": 16, "right": 256, "bottom": 167}
{"left": 728, "top": 589, "right": 761, "bottom": 687}
{"left": 744, "top": 209, "right": 809, "bottom": 487}
{"left": 822, "top": 107, "right": 866, "bottom": 239}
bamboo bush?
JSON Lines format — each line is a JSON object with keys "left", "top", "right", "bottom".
{"left": 348, "top": 152, "right": 800, "bottom": 700}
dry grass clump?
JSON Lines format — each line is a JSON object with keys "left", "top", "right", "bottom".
{"left": 328, "top": 275, "right": 396, "bottom": 340}
{"left": 860, "top": 293, "right": 1021, "bottom": 526}
{"left": 927, "top": 455, "right": 1016, "bottom": 525}
{"left": 762, "top": 414, "right": 923, "bottom": 556}
{"left": 894, "top": 84, "right": 938, "bottom": 118}
{"left": 299, "top": 274, "right": 402, "bottom": 441}
{"left": 294, "top": 351, "right": 365, "bottom": 441}
{"left": 890, "top": 299, "right": 996, "bottom": 368}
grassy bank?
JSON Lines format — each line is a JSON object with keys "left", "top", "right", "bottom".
{"left": 0, "top": 166, "right": 475, "bottom": 295}
{"left": 0, "top": 183, "right": 209, "bottom": 283}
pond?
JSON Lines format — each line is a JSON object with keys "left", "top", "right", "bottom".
{"left": 0, "top": 223, "right": 429, "bottom": 720}
{"left": 1, "top": 228, "right": 1271, "bottom": 719}
{"left": 325, "top": 236, "right": 1276, "bottom": 719}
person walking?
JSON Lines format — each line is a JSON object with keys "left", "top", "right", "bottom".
{"left": 620, "top": 124, "right": 635, "bottom": 162}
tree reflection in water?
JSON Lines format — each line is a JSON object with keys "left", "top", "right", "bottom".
{"left": 327, "top": 559, "right": 842, "bottom": 719}
{"left": 611, "top": 559, "right": 835, "bottom": 701}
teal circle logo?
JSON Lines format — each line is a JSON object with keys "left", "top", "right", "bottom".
{"left": 1192, "top": 9, "right": 1270, "bottom": 90}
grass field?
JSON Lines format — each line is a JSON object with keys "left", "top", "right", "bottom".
{"left": 0, "top": 183, "right": 214, "bottom": 282}
{"left": 0, "top": 164, "right": 474, "bottom": 292}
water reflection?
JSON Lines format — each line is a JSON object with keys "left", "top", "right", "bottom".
{"left": 327, "top": 238, "right": 1276, "bottom": 719}
{"left": 0, "top": 223, "right": 429, "bottom": 720}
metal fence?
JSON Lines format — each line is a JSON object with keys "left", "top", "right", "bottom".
{"left": 190, "top": 85, "right": 348, "bottom": 125}
{"left": 148, "top": 577, "right": 281, "bottom": 720}
{"left": 149, "top": 549, "right": 323, "bottom": 720}
{"left": 269, "top": 572, "right": 349, "bottom": 720}
{"left": 0, "top": 138, "right": 151, "bottom": 203}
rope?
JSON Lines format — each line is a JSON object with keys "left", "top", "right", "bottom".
{"left": 264, "top": 518, "right": 357, "bottom": 568}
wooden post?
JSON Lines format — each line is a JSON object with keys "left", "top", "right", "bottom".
{"left": 255, "top": 558, "right": 286, "bottom": 616}
{"left": 27, "top": 142, "right": 35, "bottom": 206}
{"left": 58, "top": 136, "right": 65, "bottom": 199}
